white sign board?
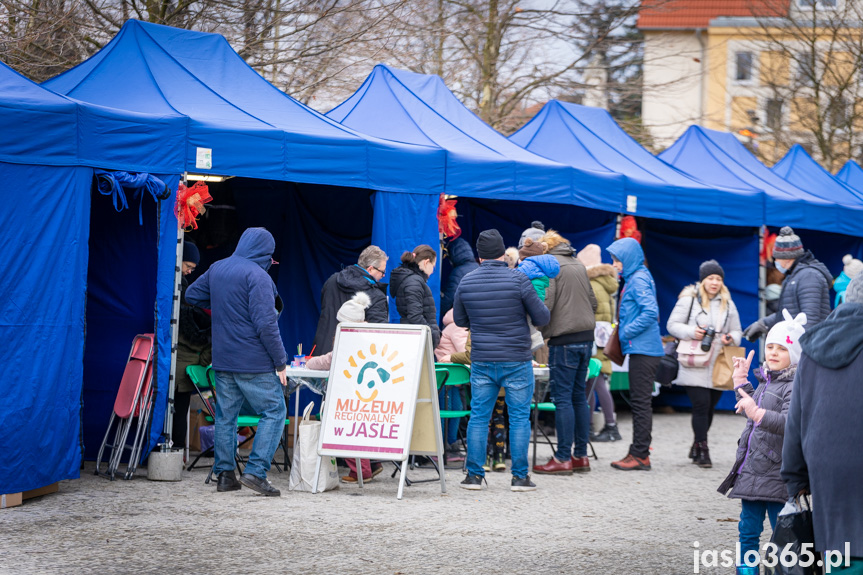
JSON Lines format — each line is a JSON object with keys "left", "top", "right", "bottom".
{"left": 315, "top": 323, "right": 445, "bottom": 499}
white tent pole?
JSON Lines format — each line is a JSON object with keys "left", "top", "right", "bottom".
{"left": 162, "top": 173, "right": 186, "bottom": 451}
{"left": 758, "top": 226, "right": 766, "bottom": 364}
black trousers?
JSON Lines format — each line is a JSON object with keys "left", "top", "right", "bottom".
{"left": 628, "top": 354, "right": 661, "bottom": 459}
{"left": 685, "top": 386, "right": 724, "bottom": 443}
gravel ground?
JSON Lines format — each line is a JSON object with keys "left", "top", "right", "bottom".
{"left": 0, "top": 412, "right": 759, "bottom": 575}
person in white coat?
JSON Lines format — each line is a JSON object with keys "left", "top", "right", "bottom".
{"left": 667, "top": 260, "right": 742, "bottom": 468}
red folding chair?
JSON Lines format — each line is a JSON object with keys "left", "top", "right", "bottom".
{"left": 95, "top": 334, "right": 155, "bottom": 480}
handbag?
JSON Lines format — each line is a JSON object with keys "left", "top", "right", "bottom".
{"left": 771, "top": 495, "right": 823, "bottom": 575}
{"left": 677, "top": 339, "right": 715, "bottom": 367}
{"left": 712, "top": 345, "right": 745, "bottom": 390}
{"left": 655, "top": 340, "right": 680, "bottom": 387}
{"left": 288, "top": 403, "right": 340, "bottom": 493}
{"left": 605, "top": 326, "right": 624, "bottom": 366}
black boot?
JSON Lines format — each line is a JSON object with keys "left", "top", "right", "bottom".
{"left": 689, "top": 441, "right": 700, "bottom": 462}
{"left": 695, "top": 441, "right": 712, "bottom": 468}
{"left": 217, "top": 470, "right": 241, "bottom": 492}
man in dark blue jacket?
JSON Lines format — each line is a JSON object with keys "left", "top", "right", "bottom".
{"left": 186, "top": 228, "right": 288, "bottom": 497}
{"left": 453, "top": 229, "right": 550, "bottom": 492}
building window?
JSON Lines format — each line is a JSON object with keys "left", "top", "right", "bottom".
{"left": 736, "top": 52, "right": 754, "bottom": 82}
{"left": 766, "top": 99, "right": 784, "bottom": 132}
{"left": 796, "top": 54, "right": 816, "bottom": 87}
{"left": 828, "top": 97, "right": 848, "bottom": 128}
{"left": 799, "top": 0, "right": 837, "bottom": 7}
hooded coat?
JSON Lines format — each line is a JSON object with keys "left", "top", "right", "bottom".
{"left": 440, "top": 238, "right": 479, "bottom": 316}
{"left": 540, "top": 243, "right": 597, "bottom": 343}
{"left": 764, "top": 251, "right": 832, "bottom": 330}
{"left": 518, "top": 254, "right": 560, "bottom": 300}
{"left": 667, "top": 285, "right": 742, "bottom": 389}
{"left": 390, "top": 261, "right": 441, "bottom": 348}
{"left": 312, "top": 264, "right": 389, "bottom": 356}
{"left": 781, "top": 303, "right": 863, "bottom": 556}
{"left": 606, "top": 238, "right": 663, "bottom": 357}
{"left": 586, "top": 264, "right": 619, "bottom": 374}
{"left": 720, "top": 365, "right": 796, "bottom": 504}
{"left": 186, "top": 228, "right": 287, "bottom": 372}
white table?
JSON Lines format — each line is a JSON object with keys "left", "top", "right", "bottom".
{"left": 283, "top": 367, "right": 329, "bottom": 454}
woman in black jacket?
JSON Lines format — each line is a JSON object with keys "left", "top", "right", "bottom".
{"left": 390, "top": 245, "right": 441, "bottom": 347}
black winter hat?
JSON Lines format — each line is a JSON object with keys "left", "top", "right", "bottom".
{"left": 476, "top": 229, "right": 506, "bottom": 260}
{"left": 183, "top": 242, "right": 200, "bottom": 265}
{"left": 699, "top": 259, "right": 724, "bottom": 282}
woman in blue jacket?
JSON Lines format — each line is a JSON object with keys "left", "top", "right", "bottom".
{"left": 606, "top": 238, "right": 664, "bottom": 471}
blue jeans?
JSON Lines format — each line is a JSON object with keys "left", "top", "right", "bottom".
{"left": 213, "top": 371, "right": 287, "bottom": 479}
{"left": 549, "top": 342, "right": 592, "bottom": 459}
{"left": 438, "top": 386, "right": 462, "bottom": 446}
{"left": 466, "top": 361, "right": 534, "bottom": 479}
{"left": 738, "top": 499, "right": 783, "bottom": 565}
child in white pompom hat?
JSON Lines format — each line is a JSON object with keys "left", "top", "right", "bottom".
{"left": 718, "top": 309, "right": 807, "bottom": 574}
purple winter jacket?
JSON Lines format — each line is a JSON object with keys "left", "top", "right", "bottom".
{"left": 718, "top": 365, "right": 796, "bottom": 503}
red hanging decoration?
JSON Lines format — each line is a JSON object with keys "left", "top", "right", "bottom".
{"left": 176, "top": 181, "right": 213, "bottom": 230}
{"left": 619, "top": 215, "right": 642, "bottom": 243}
{"left": 438, "top": 194, "right": 461, "bottom": 240}
{"left": 760, "top": 228, "right": 778, "bottom": 265}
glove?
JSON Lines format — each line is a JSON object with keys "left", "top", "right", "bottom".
{"left": 742, "top": 319, "right": 768, "bottom": 342}
{"left": 736, "top": 389, "right": 765, "bottom": 423}
{"left": 732, "top": 350, "right": 755, "bottom": 389}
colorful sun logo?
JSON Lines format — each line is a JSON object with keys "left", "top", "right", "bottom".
{"left": 343, "top": 343, "right": 405, "bottom": 402}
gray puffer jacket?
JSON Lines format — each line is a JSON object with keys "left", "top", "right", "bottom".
{"left": 764, "top": 251, "right": 832, "bottom": 330}
{"left": 719, "top": 365, "right": 796, "bottom": 503}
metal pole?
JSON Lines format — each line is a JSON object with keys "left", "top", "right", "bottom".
{"left": 758, "top": 226, "right": 766, "bottom": 364}
{"left": 162, "top": 173, "right": 186, "bottom": 451}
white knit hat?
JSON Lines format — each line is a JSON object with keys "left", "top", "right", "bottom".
{"left": 765, "top": 309, "right": 807, "bottom": 365}
{"left": 337, "top": 292, "right": 371, "bottom": 323}
{"left": 843, "top": 254, "right": 863, "bottom": 279}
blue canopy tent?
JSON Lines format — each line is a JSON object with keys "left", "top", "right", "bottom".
{"left": 327, "top": 65, "right": 626, "bottom": 303}
{"left": 43, "top": 20, "right": 448, "bottom": 455}
{"left": 837, "top": 160, "right": 863, "bottom": 192}
{"left": 510, "top": 100, "right": 764, "bottom": 226}
{"left": 771, "top": 145, "right": 863, "bottom": 274}
{"left": 0, "top": 60, "right": 185, "bottom": 493}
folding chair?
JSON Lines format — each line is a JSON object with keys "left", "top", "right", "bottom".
{"left": 436, "top": 363, "right": 472, "bottom": 469}
{"left": 95, "top": 334, "right": 155, "bottom": 480}
{"left": 186, "top": 366, "right": 290, "bottom": 484}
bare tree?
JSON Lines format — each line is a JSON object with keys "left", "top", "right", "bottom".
{"left": 753, "top": 0, "right": 863, "bottom": 170}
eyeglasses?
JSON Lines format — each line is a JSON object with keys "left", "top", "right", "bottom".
{"left": 371, "top": 266, "right": 386, "bottom": 276}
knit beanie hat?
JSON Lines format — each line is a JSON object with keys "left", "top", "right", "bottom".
{"left": 846, "top": 273, "right": 863, "bottom": 304}
{"left": 699, "top": 259, "right": 724, "bottom": 281}
{"left": 337, "top": 292, "right": 371, "bottom": 323}
{"left": 843, "top": 254, "right": 863, "bottom": 278}
{"left": 773, "top": 227, "right": 804, "bottom": 260}
{"left": 477, "top": 229, "right": 506, "bottom": 259}
{"left": 576, "top": 244, "right": 602, "bottom": 268}
{"left": 183, "top": 242, "right": 200, "bottom": 265}
{"left": 518, "top": 237, "right": 545, "bottom": 260}
{"left": 518, "top": 221, "right": 545, "bottom": 248}
{"left": 765, "top": 309, "right": 807, "bottom": 365}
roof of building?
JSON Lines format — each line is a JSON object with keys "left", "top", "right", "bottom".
{"left": 638, "top": 0, "right": 789, "bottom": 30}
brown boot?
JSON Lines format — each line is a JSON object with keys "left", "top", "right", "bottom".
{"left": 611, "top": 453, "right": 651, "bottom": 471}
{"left": 533, "top": 456, "right": 574, "bottom": 475}
{"left": 695, "top": 441, "right": 712, "bottom": 468}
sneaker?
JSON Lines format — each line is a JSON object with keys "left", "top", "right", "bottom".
{"left": 533, "top": 456, "right": 574, "bottom": 475}
{"left": 239, "top": 473, "right": 281, "bottom": 496}
{"left": 216, "top": 470, "right": 241, "bottom": 492}
{"left": 511, "top": 475, "right": 537, "bottom": 492}
{"left": 482, "top": 455, "right": 492, "bottom": 472}
{"left": 493, "top": 453, "right": 506, "bottom": 472}
{"left": 610, "top": 454, "right": 651, "bottom": 471}
{"left": 459, "top": 473, "right": 486, "bottom": 491}
{"left": 593, "top": 424, "right": 622, "bottom": 442}
{"left": 446, "top": 447, "right": 465, "bottom": 463}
